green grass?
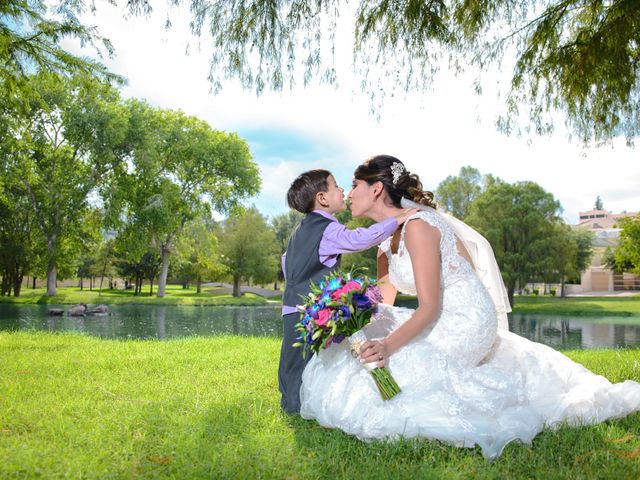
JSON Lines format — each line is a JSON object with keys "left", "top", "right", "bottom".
{"left": 396, "top": 294, "right": 640, "bottom": 317}
{"left": 1, "top": 332, "right": 639, "bottom": 479}
{"left": 0, "top": 285, "right": 268, "bottom": 307}
{"left": 512, "top": 295, "right": 640, "bottom": 317}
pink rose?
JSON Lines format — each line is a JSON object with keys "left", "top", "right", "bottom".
{"left": 330, "top": 281, "right": 362, "bottom": 300}
{"left": 343, "top": 280, "right": 362, "bottom": 292}
{"left": 316, "top": 308, "right": 331, "bottom": 327}
{"left": 330, "top": 287, "right": 347, "bottom": 300}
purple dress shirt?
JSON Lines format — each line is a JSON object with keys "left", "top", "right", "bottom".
{"left": 281, "top": 210, "right": 397, "bottom": 314}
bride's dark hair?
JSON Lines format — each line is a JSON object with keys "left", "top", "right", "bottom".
{"left": 353, "top": 155, "right": 437, "bottom": 209}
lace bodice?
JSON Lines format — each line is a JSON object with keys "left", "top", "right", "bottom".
{"left": 379, "top": 210, "right": 475, "bottom": 296}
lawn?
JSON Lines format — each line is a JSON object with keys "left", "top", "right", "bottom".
{"left": 512, "top": 295, "right": 640, "bottom": 316}
{"left": 0, "top": 285, "right": 269, "bottom": 307}
{"left": 1, "top": 332, "right": 639, "bottom": 479}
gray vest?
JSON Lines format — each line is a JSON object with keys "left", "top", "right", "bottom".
{"left": 283, "top": 213, "right": 341, "bottom": 308}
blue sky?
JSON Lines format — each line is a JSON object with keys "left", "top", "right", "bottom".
{"left": 62, "top": 2, "right": 640, "bottom": 223}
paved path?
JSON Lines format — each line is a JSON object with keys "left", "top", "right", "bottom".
{"left": 202, "top": 282, "right": 282, "bottom": 298}
{"left": 566, "top": 290, "right": 639, "bottom": 297}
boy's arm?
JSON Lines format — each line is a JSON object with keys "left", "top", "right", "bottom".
{"left": 318, "top": 209, "right": 419, "bottom": 264}
{"left": 320, "top": 218, "right": 397, "bottom": 256}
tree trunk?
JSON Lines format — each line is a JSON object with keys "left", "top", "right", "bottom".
{"left": 32, "top": 277, "right": 36, "bottom": 289}
{"left": 98, "top": 262, "right": 107, "bottom": 297}
{"left": 196, "top": 277, "right": 201, "bottom": 294}
{"left": 507, "top": 286, "right": 515, "bottom": 310}
{"left": 45, "top": 234, "right": 57, "bottom": 296}
{"left": 90, "top": 277, "right": 93, "bottom": 291}
{"left": 13, "top": 275, "right": 22, "bottom": 297}
{"left": 46, "top": 264, "right": 57, "bottom": 296}
{"left": 233, "top": 275, "right": 241, "bottom": 297}
{"left": 1, "top": 270, "right": 10, "bottom": 296}
{"left": 80, "top": 277, "right": 84, "bottom": 290}
{"left": 149, "top": 278, "right": 154, "bottom": 296}
{"left": 157, "top": 241, "right": 172, "bottom": 297}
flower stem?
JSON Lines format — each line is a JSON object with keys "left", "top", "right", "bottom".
{"left": 370, "top": 367, "right": 401, "bottom": 400}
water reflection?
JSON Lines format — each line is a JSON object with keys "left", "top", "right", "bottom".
{"left": 0, "top": 304, "right": 283, "bottom": 340}
{"left": 509, "top": 314, "right": 640, "bottom": 350}
{"left": 1, "top": 304, "right": 639, "bottom": 350}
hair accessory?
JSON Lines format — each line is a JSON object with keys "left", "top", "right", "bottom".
{"left": 390, "top": 162, "right": 405, "bottom": 185}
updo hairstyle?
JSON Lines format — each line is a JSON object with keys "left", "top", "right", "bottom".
{"left": 353, "top": 155, "right": 437, "bottom": 209}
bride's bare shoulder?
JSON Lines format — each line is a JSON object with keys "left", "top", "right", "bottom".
{"left": 404, "top": 216, "right": 441, "bottom": 245}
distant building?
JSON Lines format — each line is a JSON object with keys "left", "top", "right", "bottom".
{"left": 568, "top": 208, "right": 639, "bottom": 293}
{"left": 576, "top": 208, "right": 637, "bottom": 230}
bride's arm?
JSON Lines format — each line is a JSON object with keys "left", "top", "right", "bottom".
{"left": 376, "top": 248, "right": 397, "bottom": 305}
{"left": 360, "top": 220, "right": 441, "bottom": 362}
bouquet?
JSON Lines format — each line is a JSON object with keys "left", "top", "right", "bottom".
{"left": 293, "top": 270, "right": 401, "bottom": 400}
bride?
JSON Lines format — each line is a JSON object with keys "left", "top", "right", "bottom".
{"left": 299, "top": 155, "right": 640, "bottom": 459}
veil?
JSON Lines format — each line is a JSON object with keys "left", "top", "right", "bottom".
{"left": 400, "top": 198, "right": 511, "bottom": 330}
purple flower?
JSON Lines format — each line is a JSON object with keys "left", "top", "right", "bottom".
{"left": 339, "top": 305, "right": 351, "bottom": 319}
{"left": 365, "top": 285, "right": 384, "bottom": 304}
{"left": 352, "top": 293, "right": 373, "bottom": 312}
{"left": 333, "top": 333, "right": 346, "bottom": 344}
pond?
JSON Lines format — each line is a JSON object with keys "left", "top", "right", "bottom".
{"left": 1, "top": 303, "right": 639, "bottom": 351}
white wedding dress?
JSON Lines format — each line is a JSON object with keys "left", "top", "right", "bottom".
{"left": 299, "top": 210, "right": 640, "bottom": 459}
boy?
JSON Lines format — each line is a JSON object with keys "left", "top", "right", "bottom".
{"left": 279, "top": 169, "right": 415, "bottom": 413}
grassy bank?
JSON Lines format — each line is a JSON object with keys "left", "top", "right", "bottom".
{"left": 1, "top": 332, "right": 639, "bottom": 479}
{"left": 512, "top": 295, "right": 640, "bottom": 317}
{"left": 398, "top": 293, "right": 640, "bottom": 318}
{"left": 0, "top": 285, "right": 268, "bottom": 307}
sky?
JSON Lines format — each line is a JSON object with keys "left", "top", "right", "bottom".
{"left": 62, "top": 3, "right": 640, "bottom": 224}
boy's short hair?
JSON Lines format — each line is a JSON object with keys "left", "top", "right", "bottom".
{"left": 287, "top": 169, "right": 332, "bottom": 213}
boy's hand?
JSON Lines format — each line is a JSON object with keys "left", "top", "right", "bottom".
{"left": 395, "top": 208, "right": 420, "bottom": 225}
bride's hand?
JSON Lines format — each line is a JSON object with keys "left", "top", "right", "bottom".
{"left": 395, "top": 208, "right": 420, "bottom": 225}
{"left": 359, "top": 340, "right": 389, "bottom": 367}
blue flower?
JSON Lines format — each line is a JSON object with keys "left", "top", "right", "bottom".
{"left": 328, "top": 277, "right": 342, "bottom": 291}
{"left": 352, "top": 293, "right": 373, "bottom": 312}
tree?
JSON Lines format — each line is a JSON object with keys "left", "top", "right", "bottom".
{"left": 270, "top": 209, "right": 304, "bottom": 289}
{"left": 123, "top": 0, "right": 640, "bottom": 143}
{"left": 107, "top": 100, "right": 261, "bottom": 297}
{"left": 1, "top": 1, "right": 118, "bottom": 107}
{"left": 175, "top": 217, "right": 228, "bottom": 293}
{"left": 76, "top": 254, "right": 96, "bottom": 291}
{"left": 603, "top": 246, "right": 633, "bottom": 274}
{"left": 94, "top": 238, "right": 117, "bottom": 294}
{"left": 595, "top": 196, "right": 604, "bottom": 211}
{"left": 112, "top": 228, "right": 152, "bottom": 296}
{"left": 435, "top": 166, "right": 484, "bottom": 220}
{"left": 572, "top": 228, "right": 595, "bottom": 282}
{"left": 0, "top": 72, "right": 127, "bottom": 295}
{"left": 466, "top": 180, "right": 563, "bottom": 305}
{"left": 616, "top": 215, "right": 640, "bottom": 274}
{"left": 74, "top": 209, "right": 104, "bottom": 291}
{"left": 0, "top": 174, "right": 41, "bottom": 296}
{"left": 546, "top": 225, "right": 594, "bottom": 296}
{"left": 219, "top": 207, "right": 278, "bottom": 297}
